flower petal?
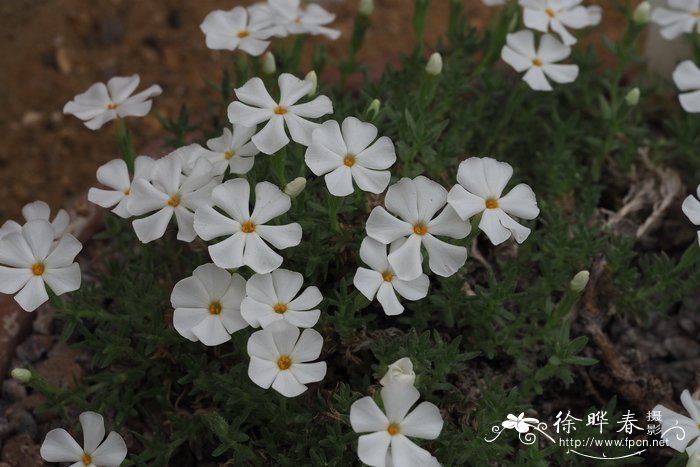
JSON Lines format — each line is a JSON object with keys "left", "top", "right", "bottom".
{"left": 15, "top": 276, "right": 49, "bottom": 312}
{"left": 422, "top": 234, "right": 467, "bottom": 277}
{"left": 252, "top": 116, "right": 289, "bottom": 155}
{"left": 353, "top": 267, "right": 384, "bottom": 301}
{"left": 358, "top": 431, "right": 392, "bottom": 467}
{"left": 366, "top": 207, "right": 413, "bottom": 244}
{"left": 290, "top": 328, "right": 323, "bottom": 362}
{"left": 377, "top": 282, "right": 404, "bottom": 316}
{"left": 351, "top": 397, "right": 390, "bottom": 433}
{"left": 382, "top": 382, "right": 420, "bottom": 423}
{"left": 387, "top": 234, "right": 423, "bottom": 281}
{"left": 191, "top": 315, "right": 232, "bottom": 346}
{"left": 400, "top": 402, "right": 443, "bottom": 439}
{"left": 90, "top": 431, "right": 128, "bottom": 467}
{"left": 251, "top": 181, "right": 291, "bottom": 224}
{"left": 40, "top": 428, "right": 83, "bottom": 462}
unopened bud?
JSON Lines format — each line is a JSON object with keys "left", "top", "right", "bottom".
{"left": 305, "top": 71, "right": 318, "bottom": 97}
{"left": 359, "top": 0, "right": 374, "bottom": 16}
{"left": 11, "top": 368, "right": 31, "bottom": 383}
{"left": 262, "top": 51, "right": 276, "bottom": 75}
{"left": 283, "top": 177, "right": 307, "bottom": 198}
{"left": 625, "top": 87, "right": 640, "bottom": 106}
{"left": 379, "top": 358, "right": 416, "bottom": 386}
{"left": 633, "top": 1, "right": 650, "bottom": 25}
{"left": 425, "top": 52, "right": 443, "bottom": 76}
{"left": 570, "top": 270, "right": 590, "bottom": 293}
{"left": 367, "top": 99, "right": 381, "bottom": 118}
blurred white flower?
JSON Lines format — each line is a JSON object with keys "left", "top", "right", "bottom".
{"left": 127, "top": 155, "right": 217, "bottom": 243}
{"left": 350, "top": 382, "right": 443, "bottom": 467}
{"left": 653, "top": 389, "right": 700, "bottom": 454}
{"left": 0, "top": 220, "right": 81, "bottom": 312}
{"left": 353, "top": 237, "right": 429, "bottom": 316}
{"left": 682, "top": 184, "right": 700, "bottom": 244}
{"left": 194, "top": 178, "right": 302, "bottom": 273}
{"left": 674, "top": 60, "right": 700, "bottom": 112}
{"left": 63, "top": 74, "right": 162, "bottom": 130}
{"left": 228, "top": 73, "right": 334, "bottom": 154}
{"left": 651, "top": 0, "right": 700, "bottom": 40}
{"left": 305, "top": 117, "right": 396, "bottom": 197}
{"left": 268, "top": 0, "right": 341, "bottom": 39}
{"left": 171, "top": 263, "right": 248, "bottom": 346}
{"left": 501, "top": 30, "right": 579, "bottom": 91}
{"left": 365, "top": 176, "right": 470, "bottom": 281}
{"left": 241, "top": 268, "right": 322, "bottom": 328}
{"left": 40, "top": 411, "right": 126, "bottom": 467}
{"left": 88, "top": 156, "right": 155, "bottom": 218}
{"left": 447, "top": 157, "right": 539, "bottom": 246}
{"left": 379, "top": 357, "right": 416, "bottom": 386}
{"left": 200, "top": 6, "right": 281, "bottom": 55}
{"left": 247, "top": 319, "right": 327, "bottom": 397}
{"left": 203, "top": 125, "right": 259, "bottom": 175}
{"left": 520, "top": 0, "right": 593, "bottom": 45}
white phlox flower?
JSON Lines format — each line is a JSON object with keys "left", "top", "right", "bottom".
{"left": 193, "top": 178, "right": 302, "bottom": 274}
{"left": 241, "top": 268, "right": 322, "bottom": 329}
{"left": 247, "top": 319, "right": 327, "bottom": 397}
{"left": 268, "top": 0, "right": 341, "bottom": 39}
{"left": 365, "top": 176, "right": 470, "bottom": 281}
{"left": 379, "top": 357, "right": 416, "bottom": 386}
{"left": 202, "top": 124, "right": 259, "bottom": 175}
{"left": 447, "top": 157, "right": 539, "bottom": 246}
{"left": 353, "top": 237, "right": 429, "bottom": 316}
{"left": 63, "top": 74, "right": 162, "bottom": 130}
{"left": 305, "top": 117, "right": 396, "bottom": 197}
{"left": 682, "top": 184, "right": 700, "bottom": 244}
{"left": 520, "top": 0, "right": 594, "bottom": 45}
{"left": 653, "top": 389, "right": 700, "bottom": 454}
{"left": 651, "top": 0, "right": 700, "bottom": 40}
{"left": 501, "top": 30, "right": 579, "bottom": 91}
{"left": 40, "top": 411, "right": 127, "bottom": 467}
{"left": 200, "top": 6, "right": 283, "bottom": 56}
{"left": 227, "top": 73, "right": 334, "bottom": 154}
{"left": 673, "top": 60, "right": 700, "bottom": 113}
{"left": 88, "top": 156, "right": 155, "bottom": 218}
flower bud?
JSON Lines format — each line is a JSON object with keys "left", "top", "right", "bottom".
{"left": 283, "top": 177, "right": 307, "bottom": 198}
{"left": 570, "top": 270, "right": 590, "bottom": 293}
{"left": 633, "top": 2, "right": 650, "bottom": 25}
{"left": 425, "top": 52, "right": 443, "bottom": 76}
{"left": 305, "top": 70, "right": 318, "bottom": 97}
{"left": 379, "top": 357, "right": 416, "bottom": 386}
{"left": 11, "top": 368, "right": 31, "bottom": 383}
{"left": 625, "top": 87, "right": 640, "bottom": 106}
{"left": 262, "top": 51, "right": 276, "bottom": 75}
{"left": 367, "top": 99, "right": 381, "bottom": 118}
{"left": 359, "top": 0, "right": 374, "bottom": 16}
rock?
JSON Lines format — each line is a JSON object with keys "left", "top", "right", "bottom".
{"left": 55, "top": 47, "right": 71, "bottom": 74}
{"left": 101, "top": 16, "right": 124, "bottom": 45}
{"left": 4, "top": 404, "right": 36, "bottom": 438}
{"left": 664, "top": 337, "right": 700, "bottom": 360}
{"left": 15, "top": 334, "right": 54, "bottom": 363}
{"left": 1, "top": 379, "right": 26, "bottom": 403}
{"left": 0, "top": 295, "right": 35, "bottom": 379}
{"left": 20, "top": 111, "right": 43, "bottom": 127}
{"left": 0, "top": 433, "right": 42, "bottom": 466}
{"left": 32, "top": 306, "right": 55, "bottom": 335}
{"left": 36, "top": 343, "right": 83, "bottom": 389}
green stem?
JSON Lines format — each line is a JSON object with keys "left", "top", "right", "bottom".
{"left": 116, "top": 119, "right": 135, "bottom": 173}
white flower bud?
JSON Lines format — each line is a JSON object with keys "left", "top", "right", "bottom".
{"left": 633, "top": 2, "right": 650, "bottom": 25}
{"left": 425, "top": 52, "right": 443, "bottom": 76}
{"left": 359, "top": 0, "right": 374, "bottom": 16}
{"left": 570, "top": 270, "right": 590, "bottom": 293}
{"left": 305, "top": 70, "right": 318, "bottom": 97}
{"left": 11, "top": 368, "right": 31, "bottom": 383}
{"left": 625, "top": 87, "right": 640, "bottom": 106}
{"left": 367, "top": 99, "right": 381, "bottom": 118}
{"left": 262, "top": 51, "right": 276, "bottom": 75}
{"left": 379, "top": 357, "right": 416, "bottom": 386}
{"left": 283, "top": 177, "right": 307, "bottom": 198}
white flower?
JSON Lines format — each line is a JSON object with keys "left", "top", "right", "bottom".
{"left": 202, "top": 125, "right": 259, "bottom": 175}
{"left": 170, "top": 263, "right": 248, "bottom": 346}
{"left": 87, "top": 156, "right": 155, "bottom": 218}
{"left": 200, "top": 6, "right": 281, "bottom": 56}
{"left": 651, "top": 0, "right": 700, "bottom": 40}
{"left": 674, "top": 60, "right": 700, "bottom": 112}
{"left": 228, "top": 73, "right": 334, "bottom": 154}
{"left": 365, "top": 176, "right": 470, "bottom": 281}
{"left": 305, "top": 117, "right": 396, "bottom": 197}
{"left": 194, "top": 178, "right": 302, "bottom": 274}
{"left": 127, "top": 155, "right": 217, "bottom": 243}
{"left": 520, "top": 0, "right": 593, "bottom": 45}
{"left": 379, "top": 358, "right": 416, "bottom": 386}
{"left": 353, "top": 238, "right": 429, "bottom": 316}
{"left": 350, "top": 382, "right": 443, "bottom": 467}
{"left": 502, "top": 413, "right": 539, "bottom": 433}
{"left": 682, "top": 184, "right": 700, "bottom": 244}
{"left": 63, "top": 74, "right": 162, "bottom": 130}
{"left": 40, "top": 411, "right": 127, "bottom": 467}
{"left": 268, "top": 0, "right": 341, "bottom": 39}
{"left": 0, "top": 220, "right": 81, "bottom": 312}
{"left": 482, "top": 0, "right": 506, "bottom": 5}
{"left": 447, "top": 157, "right": 539, "bottom": 246}
{"left": 501, "top": 30, "right": 579, "bottom": 91}
{"left": 241, "top": 268, "right": 322, "bottom": 328}
{"left": 654, "top": 389, "right": 700, "bottom": 454}
{"left": 247, "top": 319, "right": 327, "bottom": 397}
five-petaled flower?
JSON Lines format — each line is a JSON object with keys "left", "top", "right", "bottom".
{"left": 200, "top": 6, "right": 282, "bottom": 56}
{"left": 88, "top": 156, "right": 155, "bottom": 218}
{"left": 63, "top": 74, "right": 162, "bottom": 130}
{"left": 651, "top": 0, "right": 700, "bottom": 40}
{"left": 268, "top": 0, "right": 341, "bottom": 39}
{"left": 202, "top": 124, "right": 260, "bottom": 176}
{"left": 520, "top": 0, "right": 596, "bottom": 45}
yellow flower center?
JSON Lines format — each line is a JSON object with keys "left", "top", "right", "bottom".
{"left": 208, "top": 301, "right": 222, "bottom": 315}
{"left": 238, "top": 30, "right": 250, "bottom": 38}
{"left": 485, "top": 198, "right": 499, "bottom": 209}
{"left": 694, "top": 10, "right": 700, "bottom": 17}
{"left": 413, "top": 223, "right": 428, "bottom": 236}
{"left": 106, "top": 102, "right": 118, "bottom": 110}
{"left": 273, "top": 303, "right": 287, "bottom": 314}
{"left": 241, "top": 220, "right": 255, "bottom": 233}
{"left": 382, "top": 272, "right": 393, "bottom": 282}
{"left": 387, "top": 423, "right": 400, "bottom": 436}
{"left": 31, "top": 263, "right": 45, "bottom": 276}
{"left": 224, "top": 150, "right": 234, "bottom": 160}
{"left": 277, "top": 355, "right": 292, "bottom": 370}
{"left": 123, "top": 189, "right": 130, "bottom": 195}
{"left": 81, "top": 453, "right": 92, "bottom": 465}
{"left": 167, "top": 193, "right": 181, "bottom": 208}
{"left": 545, "top": 8, "right": 556, "bottom": 17}
{"left": 532, "top": 58, "right": 542, "bottom": 67}
{"left": 273, "top": 105, "right": 287, "bottom": 115}
{"left": 343, "top": 154, "right": 356, "bottom": 167}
